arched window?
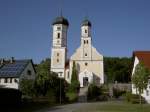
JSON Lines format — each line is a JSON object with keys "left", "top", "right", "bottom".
{"left": 85, "top": 53, "right": 87, "bottom": 56}
{"left": 57, "top": 53, "right": 59, "bottom": 56}
{"left": 57, "top": 59, "right": 59, "bottom": 63}
{"left": 85, "top": 29, "right": 87, "bottom": 33}
{"left": 85, "top": 62, "right": 88, "bottom": 66}
{"left": 86, "top": 40, "right": 88, "bottom": 44}
{"left": 57, "top": 33, "right": 60, "bottom": 38}
{"left": 57, "top": 27, "right": 61, "bottom": 30}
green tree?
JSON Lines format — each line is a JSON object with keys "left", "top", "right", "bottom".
{"left": 66, "top": 61, "right": 80, "bottom": 102}
{"left": 34, "top": 58, "right": 51, "bottom": 96}
{"left": 70, "top": 61, "right": 80, "bottom": 92}
{"left": 104, "top": 57, "right": 132, "bottom": 83}
{"left": 20, "top": 79, "right": 35, "bottom": 97}
{"left": 34, "top": 58, "right": 68, "bottom": 103}
{"left": 132, "top": 62, "right": 150, "bottom": 104}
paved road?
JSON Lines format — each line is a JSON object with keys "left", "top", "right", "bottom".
{"left": 36, "top": 102, "right": 96, "bottom": 112}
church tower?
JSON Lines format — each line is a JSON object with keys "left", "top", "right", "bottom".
{"left": 50, "top": 16, "right": 69, "bottom": 78}
{"left": 70, "top": 18, "right": 104, "bottom": 87}
{"left": 81, "top": 19, "right": 92, "bottom": 60}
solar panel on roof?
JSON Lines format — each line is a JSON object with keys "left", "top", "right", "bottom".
{"left": 0, "top": 60, "right": 30, "bottom": 77}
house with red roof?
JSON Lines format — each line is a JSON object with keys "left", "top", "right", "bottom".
{"left": 132, "top": 51, "right": 150, "bottom": 103}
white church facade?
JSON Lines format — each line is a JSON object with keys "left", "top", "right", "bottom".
{"left": 50, "top": 16, "right": 104, "bottom": 87}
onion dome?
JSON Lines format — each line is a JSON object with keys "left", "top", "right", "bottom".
{"left": 81, "top": 19, "right": 92, "bottom": 27}
{"left": 52, "top": 16, "right": 69, "bottom": 26}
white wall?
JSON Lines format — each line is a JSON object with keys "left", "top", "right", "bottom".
{"left": 0, "top": 78, "right": 19, "bottom": 89}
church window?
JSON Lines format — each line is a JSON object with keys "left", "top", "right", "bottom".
{"left": 84, "top": 40, "right": 86, "bottom": 44}
{"left": 85, "top": 29, "right": 87, "bottom": 33}
{"left": 57, "top": 53, "right": 59, "bottom": 56}
{"left": 57, "top": 33, "right": 60, "bottom": 38}
{"left": 57, "top": 59, "right": 59, "bottom": 63}
{"left": 85, "top": 62, "right": 88, "bottom": 66}
{"left": 86, "top": 40, "right": 88, "bottom": 44}
{"left": 57, "top": 27, "right": 61, "bottom": 30}
{"left": 85, "top": 53, "right": 87, "bottom": 56}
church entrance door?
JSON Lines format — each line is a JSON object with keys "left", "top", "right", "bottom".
{"left": 83, "top": 77, "right": 88, "bottom": 87}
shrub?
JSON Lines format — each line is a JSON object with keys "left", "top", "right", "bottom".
{"left": 20, "top": 79, "right": 35, "bottom": 97}
{"left": 124, "top": 92, "right": 146, "bottom": 104}
{"left": 113, "top": 88, "right": 125, "bottom": 98}
{"left": 130, "top": 94, "right": 146, "bottom": 104}
{"left": 87, "top": 84, "right": 102, "bottom": 101}
{"left": 124, "top": 91, "right": 132, "bottom": 102}
{"left": 66, "top": 92, "right": 78, "bottom": 102}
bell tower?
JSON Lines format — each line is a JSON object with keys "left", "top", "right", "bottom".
{"left": 50, "top": 16, "right": 69, "bottom": 78}
{"left": 81, "top": 19, "right": 92, "bottom": 60}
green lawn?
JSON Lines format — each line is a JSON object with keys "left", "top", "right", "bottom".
{"left": 74, "top": 101, "right": 150, "bottom": 112}
{"left": 1, "top": 101, "right": 150, "bottom": 112}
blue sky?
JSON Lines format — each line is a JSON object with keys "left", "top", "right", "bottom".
{"left": 0, "top": 0, "right": 150, "bottom": 64}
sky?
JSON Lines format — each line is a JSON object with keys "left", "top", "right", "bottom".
{"left": 0, "top": 0, "right": 150, "bottom": 64}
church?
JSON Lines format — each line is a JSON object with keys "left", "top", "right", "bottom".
{"left": 50, "top": 16, "right": 104, "bottom": 87}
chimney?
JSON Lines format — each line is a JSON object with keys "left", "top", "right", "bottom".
{"left": 10, "top": 57, "right": 15, "bottom": 63}
{"left": 0, "top": 58, "right": 5, "bottom": 65}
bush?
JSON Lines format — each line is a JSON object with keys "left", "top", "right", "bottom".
{"left": 113, "top": 88, "right": 125, "bottom": 98}
{"left": 87, "top": 84, "right": 102, "bottom": 101}
{"left": 20, "top": 79, "right": 35, "bottom": 97}
{"left": 97, "top": 94, "right": 109, "bottom": 101}
{"left": 124, "top": 92, "right": 146, "bottom": 104}
{"left": 124, "top": 91, "right": 132, "bottom": 102}
{"left": 130, "top": 94, "right": 146, "bottom": 104}
{"left": 66, "top": 92, "right": 78, "bottom": 102}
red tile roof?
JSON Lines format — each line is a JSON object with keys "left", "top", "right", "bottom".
{"left": 133, "top": 51, "right": 150, "bottom": 69}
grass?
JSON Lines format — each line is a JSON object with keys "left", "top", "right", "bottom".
{"left": 74, "top": 101, "right": 150, "bottom": 112}
{"left": 1, "top": 101, "right": 150, "bottom": 112}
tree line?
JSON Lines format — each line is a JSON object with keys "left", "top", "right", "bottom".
{"left": 104, "top": 57, "right": 132, "bottom": 83}
{"left": 20, "top": 57, "right": 133, "bottom": 103}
